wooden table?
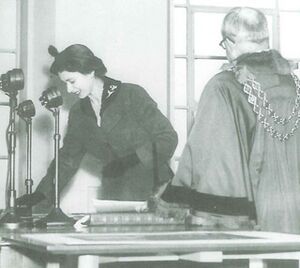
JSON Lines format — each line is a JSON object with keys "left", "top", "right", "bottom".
{"left": 2, "top": 224, "right": 300, "bottom": 268}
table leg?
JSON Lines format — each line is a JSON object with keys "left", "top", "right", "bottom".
{"left": 78, "top": 255, "right": 99, "bottom": 268}
{"left": 249, "top": 259, "right": 267, "bottom": 268}
{"left": 46, "top": 262, "right": 60, "bottom": 268}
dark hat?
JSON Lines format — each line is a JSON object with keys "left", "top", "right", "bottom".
{"left": 48, "top": 44, "right": 107, "bottom": 76}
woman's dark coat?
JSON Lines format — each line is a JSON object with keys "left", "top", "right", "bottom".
{"left": 37, "top": 77, "right": 177, "bottom": 202}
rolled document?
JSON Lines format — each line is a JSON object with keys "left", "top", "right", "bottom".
{"left": 92, "top": 199, "right": 148, "bottom": 213}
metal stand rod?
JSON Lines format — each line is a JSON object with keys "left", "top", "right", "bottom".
{"left": 16, "top": 117, "right": 34, "bottom": 226}
{"left": 25, "top": 119, "right": 33, "bottom": 194}
{"left": 54, "top": 109, "right": 60, "bottom": 208}
{"left": 15, "top": 99, "right": 36, "bottom": 224}
{"left": 36, "top": 108, "right": 74, "bottom": 227}
{"left": 0, "top": 93, "right": 22, "bottom": 228}
{"left": 8, "top": 94, "right": 17, "bottom": 208}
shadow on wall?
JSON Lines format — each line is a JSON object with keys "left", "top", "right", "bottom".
{"left": 34, "top": 113, "right": 52, "bottom": 135}
{"left": 60, "top": 153, "right": 104, "bottom": 214}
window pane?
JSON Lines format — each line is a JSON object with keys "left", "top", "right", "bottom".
{"left": 194, "top": 59, "right": 226, "bottom": 102}
{"left": 0, "top": 159, "right": 7, "bottom": 209}
{"left": 280, "top": 12, "right": 300, "bottom": 58}
{"left": 190, "top": 0, "right": 275, "bottom": 8}
{"left": 173, "top": 0, "right": 186, "bottom": 5}
{"left": 0, "top": 0, "right": 17, "bottom": 50}
{"left": 173, "top": 109, "right": 187, "bottom": 157}
{"left": 278, "top": 0, "right": 300, "bottom": 10}
{"left": 0, "top": 106, "right": 9, "bottom": 156}
{"left": 0, "top": 53, "right": 16, "bottom": 74}
{"left": 174, "top": 58, "right": 187, "bottom": 106}
{"left": 174, "top": 7, "right": 187, "bottom": 55}
{"left": 194, "top": 12, "right": 226, "bottom": 56}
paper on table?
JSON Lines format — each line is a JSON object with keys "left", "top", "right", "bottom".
{"left": 92, "top": 199, "right": 148, "bottom": 213}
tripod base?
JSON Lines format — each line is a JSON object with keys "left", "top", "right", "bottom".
{"left": 16, "top": 206, "right": 34, "bottom": 228}
{"left": 35, "top": 207, "right": 75, "bottom": 227}
{"left": 0, "top": 208, "right": 23, "bottom": 229}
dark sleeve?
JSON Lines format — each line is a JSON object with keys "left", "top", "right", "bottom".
{"left": 128, "top": 85, "right": 178, "bottom": 169}
{"left": 36, "top": 110, "right": 86, "bottom": 198}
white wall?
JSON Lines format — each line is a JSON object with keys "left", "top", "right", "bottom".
{"left": 19, "top": 0, "right": 169, "bottom": 213}
{"left": 55, "top": 0, "right": 169, "bottom": 114}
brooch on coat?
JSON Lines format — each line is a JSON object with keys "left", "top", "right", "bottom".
{"left": 105, "top": 85, "right": 118, "bottom": 99}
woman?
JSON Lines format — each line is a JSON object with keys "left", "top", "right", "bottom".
{"left": 18, "top": 44, "right": 177, "bottom": 210}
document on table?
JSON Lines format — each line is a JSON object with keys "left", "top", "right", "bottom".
{"left": 92, "top": 199, "right": 148, "bottom": 212}
{"left": 20, "top": 231, "right": 300, "bottom": 246}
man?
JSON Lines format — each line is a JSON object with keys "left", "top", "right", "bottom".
{"left": 157, "top": 7, "right": 300, "bottom": 233}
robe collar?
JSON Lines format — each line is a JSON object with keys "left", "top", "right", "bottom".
{"left": 232, "top": 50, "right": 292, "bottom": 88}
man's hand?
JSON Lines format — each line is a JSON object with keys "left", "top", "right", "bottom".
{"left": 154, "top": 196, "right": 189, "bottom": 220}
{"left": 150, "top": 182, "right": 189, "bottom": 220}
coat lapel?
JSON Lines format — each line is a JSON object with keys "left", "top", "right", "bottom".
{"left": 101, "top": 76, "right": 122, "bottom": 116}
{"left": 79, "top": 76, "right": 122, "bottom": 130}
{"left": 80, "top": 97, "right": 97, "bottom": 122}
{"left": 100, "top": 77, "right": 123, "bottom": 132}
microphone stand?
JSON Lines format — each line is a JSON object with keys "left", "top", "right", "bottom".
{"left": 36, "top": 90, "right": 74, "bottom": 227}
{"left": 0, "top": 69, "right": 24, "bottom": 228}
{"left": 17, "top": 100, "right": 36, "bottom": 195}
{"left": 16, "top": 100, "right": 35, "bottom": 223}
{"left": 0, "top": 91, "right": 22, "bottom": 228}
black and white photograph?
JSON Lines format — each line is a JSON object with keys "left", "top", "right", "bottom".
{"left": 0, "top": 0, "right": 300, "bottom": 267}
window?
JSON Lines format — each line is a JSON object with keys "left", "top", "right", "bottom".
{"left": 0, "top": 0, "right": 20, "bottom": 208}
{"left": 170, "top": 0, "right": 300, "bottom": 168}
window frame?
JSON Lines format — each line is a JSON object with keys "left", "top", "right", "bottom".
{"left": 0, "top": 0, "right": 21, "bottom": 160}
{"left": 169, "top": 0, "right": 300, "bottom": 164}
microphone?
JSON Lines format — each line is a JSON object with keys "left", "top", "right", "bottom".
{"left": 39, "top": 87, "right": 63, "bottom": 109}
{"left": 0, "top": 69, "right": 24, "bottom": 93}
{"left": 17, "top": 100, "right": 36, "bottom": 119}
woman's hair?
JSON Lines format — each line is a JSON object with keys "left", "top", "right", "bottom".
{"left": 48, "top": 44, "right": 107, "bottom": 77}
{"left": 222, "top": 7, "right": 269, "bottom": 44}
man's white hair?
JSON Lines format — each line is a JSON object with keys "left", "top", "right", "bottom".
{"left": 222, "top": 7, "right": 269, "bottom": 44}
